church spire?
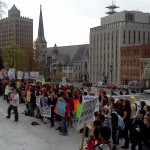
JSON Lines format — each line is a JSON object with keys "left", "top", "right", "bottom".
{"left": 36, "top": 5, "right": 47, "bottom": 43}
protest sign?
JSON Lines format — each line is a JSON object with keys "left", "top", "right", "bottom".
{"left": 54, "top": 98, "right": 66, "bottom": 117}
{"left": 8, "top": 68, "right": 15, "bottom": 79}
{"left": 62, "top": 77, "right": 67, "bottom": 85}
{"left": 24, "top": 72, "right": 29, "bottom": 79}
{"left": 76, "top": 104, "right": 83, "bottom": 119}
{"left": 36, "top": 97, "right": 41, "bottom": 106}
{"left": 76, "top": 97, "right": 98, "bottom": 131}
{"left": 82, "top": 96, "right": 99, "bottom": 112}
{"left": 30, "top": 71, "right": 39, "bottom": 79}
{"left": 1, "top": 69, "right": 7, "bottom": 77}
{"left": 17, "top": 71, "right": 23, "bottom": 79}
{"left": 41, "top": 106, "right": 51, "bottom": 117}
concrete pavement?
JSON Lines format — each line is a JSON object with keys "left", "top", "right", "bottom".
{"left": 0, "top": 97, "right": 81, "bottom": 150}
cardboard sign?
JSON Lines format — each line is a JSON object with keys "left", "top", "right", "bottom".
{"left": 24, "top": 72, "right": 29, "bottom": 79}
{"left": 82, "top": 96, "right": 99, "bottom": 112}
{"left": 30, "top": 71, "right": 39, "bottom": 79}
{"left": 76, "top": 104, "right": 83, "bottom": 119}
{"left": 41, "top": 106, "right": 51, "bottom": 117}
{"left": 76, "top": 97, "right": 98, "bottom": 131}
{"left": 54, "top": 98, "right": 66, "bottom": 117}
{"left": 17, "top": 71, "right": 23, "bottom": 79}
{"left": 8, "top": 68, "right": 15, "bottom": 79}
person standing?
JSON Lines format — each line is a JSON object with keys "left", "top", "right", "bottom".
{"left": 6, "top": 88, "right": 19, "bottom": 122}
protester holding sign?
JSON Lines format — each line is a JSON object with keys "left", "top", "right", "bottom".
{"left": 59, "top": 97, "right": 70, "bottom": 136}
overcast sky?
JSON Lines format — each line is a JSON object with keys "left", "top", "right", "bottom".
{"left": 2, "top": 0, "right": 150, "bottom": 47}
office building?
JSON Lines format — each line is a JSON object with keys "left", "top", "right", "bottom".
{"left": 90, "top": 4, "right": 150, "bottom": 84}
{"left": 0, "top": 5, "right": 33, "bottom": 50}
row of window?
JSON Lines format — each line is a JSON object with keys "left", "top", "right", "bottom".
{"left": 121, "top": 70, "right": 140, "bottom": 76}
{"left": 121, "top": 49, "right": 140, "bottom": 56}
{"left": 121, "top": 59, "right": 139, "bottom": 66}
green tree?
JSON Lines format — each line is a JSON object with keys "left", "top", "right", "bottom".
{"left": 1, "top": 44, "right": 21, "bottom": 69}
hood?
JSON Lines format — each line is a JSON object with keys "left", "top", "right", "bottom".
{"left": 130, "top": 96, "right": 135, "bottom": 105}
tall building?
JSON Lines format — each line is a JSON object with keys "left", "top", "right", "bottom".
{"left": 0, "top": 5, "right": 33, "bottom": 50}
{"left": 90, "top": 4, "right": 150, "bottom": 85}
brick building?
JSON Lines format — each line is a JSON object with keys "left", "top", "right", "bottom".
{"left": 0, "top": 5, "right": 33, "bottom": 50}
{"left": 120, "top": 44, "right": 150, "bottom": 84}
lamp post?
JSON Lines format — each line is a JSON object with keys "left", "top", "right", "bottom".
{"left": 110, "top": 63, "right": 113, "bottom": 98}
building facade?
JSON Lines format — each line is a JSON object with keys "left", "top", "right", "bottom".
{"left": 120, "top": 44, "right": 150, "bottom": 84}
{"left": 46, "top": 44, "right": 89, "bottom": 82}
{"left": 0, "top": 5, "right": 33, "bottom": 50}
{"left": 90, "top": 9, "right": 150, "bottom": 85}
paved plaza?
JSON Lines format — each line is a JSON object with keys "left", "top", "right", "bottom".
{"left": 0, "top": 93, "right": 149, "bottom": 150}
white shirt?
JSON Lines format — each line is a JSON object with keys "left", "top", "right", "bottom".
{"left": 11, "top": 94, "right": 19, "bottom": 106}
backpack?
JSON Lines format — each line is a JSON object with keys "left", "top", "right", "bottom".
{"left": 112, "top": 111, "right": 125, "bottom": 131}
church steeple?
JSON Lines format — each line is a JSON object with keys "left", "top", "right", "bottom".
{"left": 36, "top": 5, "right": 47, "bottom": 44}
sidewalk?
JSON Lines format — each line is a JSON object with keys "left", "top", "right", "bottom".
{"left": 0, "top": 97, "right": 81, "bottom": 150}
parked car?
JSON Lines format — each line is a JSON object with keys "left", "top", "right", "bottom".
{"left": 96, "top": 81, "right": 105, "bottom": 88}
{"left": 144, "top": 89, "right": 150, "bottom": 94}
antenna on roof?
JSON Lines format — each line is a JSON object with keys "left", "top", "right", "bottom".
{"left": 106, "top": 0, "right": 119, "bottom": 15}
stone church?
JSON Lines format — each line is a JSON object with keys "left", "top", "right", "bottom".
{"left": 35, "top": 5, "right": 89, "bottom": 82}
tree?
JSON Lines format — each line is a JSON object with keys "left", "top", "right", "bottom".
{"left": 0, "top": 44, "right": 21, "bottom": 69}
{"left": 0, "top": 0, "right": 7, "bottom": 19}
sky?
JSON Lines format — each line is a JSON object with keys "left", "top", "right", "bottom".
{"left": 2, "top": 0, "right": 150, "bottom": 47}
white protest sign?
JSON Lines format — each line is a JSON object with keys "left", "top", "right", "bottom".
{"left": 82, "top": 96, "right": 99, "bottom": 112}
{"left": 30, "top": 71, "right": 39, "bottom": 79}
{"left": 17, "top": 71, "right": 23, "bottom": 79}
{"left": 36, "top": 75, "right": 44, "bottom": 82}
{"left": 8, "top": 68, "right": 15, "bottom": 79}
{"left": 41, "top": 106, "right": 51, "bottom": 117}
{"left": 76, "top": 97, "right": 98, "bottom": 131}
{"left": 24, "top": 72, "right": 29, "bottom": 79}
{"left": 36, "top": 97, "right": 41, "bottom": 106}
{"left": 0, "top": 71, "right": 3, "bottom": 79}
{"left": 62, "top": 77, "right": 67, "bottom": 85}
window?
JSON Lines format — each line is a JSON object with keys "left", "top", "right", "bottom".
{"left": 143, "top": 31, "right": 145, "bottom": 44}
{"left": 138, "top": 31, "right": 140, "bottom": 44}
{"left": 123, "top": 30, "right": 126, "bottom": 44}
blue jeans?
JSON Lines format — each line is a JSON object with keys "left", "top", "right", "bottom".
{"left": 62, "top": 118, "right": 68, "bottom": 134}
{"left": 28, "top": 103, "right": 33, "bottom": 112}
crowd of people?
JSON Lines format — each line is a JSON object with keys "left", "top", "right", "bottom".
{"left": 0, "top": 78, "right": 150, "bottom": 150}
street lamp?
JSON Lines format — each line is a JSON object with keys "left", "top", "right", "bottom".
{"left": 110, "top": 63, "right": 113, "bottom": 98}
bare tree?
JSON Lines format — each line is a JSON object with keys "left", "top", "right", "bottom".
{"left": 0, "top": 0, "right": 7, "bottom": 19}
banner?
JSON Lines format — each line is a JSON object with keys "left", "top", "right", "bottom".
{"left": 41, "top": 106, "right": 51, "bottom": 117}
{"left": 76, "top": 97, "right": 98, "bottom": 131}
{"left": 17, "top": 71, "right": 23, "bottom": 79}
{"left": 30, "top": 71, "right": 39, "bottom": 79}
{"left": 8, "top": 68, "right": 15, "bottom": 79}
{"left": 54, "top": 98, "right": 66, "bottom": 117}
{"left": 76, "top": 104, "right": 83, "bottom": 119}
{"left": 82, "top": 96, "right": 99, "bottom": 112}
